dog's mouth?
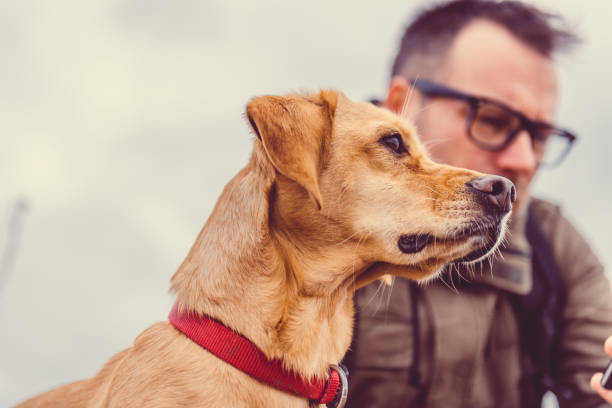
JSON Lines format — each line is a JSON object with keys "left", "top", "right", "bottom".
{"left": 451, "top": 224, "right": 502, "bottom": 264}
{"left": 397, "top": 234, "right": 434, "bottom": 254}
{"left": 397, "top": 217, "right": 504, "bottom": 262}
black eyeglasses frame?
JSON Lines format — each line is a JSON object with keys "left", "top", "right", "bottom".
{"left": 409, "top": 78, "right": 577, "bottom": 168}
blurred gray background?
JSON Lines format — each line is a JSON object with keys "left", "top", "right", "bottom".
{"left": 1, "top": 0, "right": 611, "bottom": 405}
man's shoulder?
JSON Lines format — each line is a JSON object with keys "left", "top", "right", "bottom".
{"left": 529, "top": 196, "right": 604, "bottom": 286}
{"left": 529, "top": 196, "right": 562, "bottom": 226}
{"left": 529, "top": 196, "right": 578, "bottom": 245}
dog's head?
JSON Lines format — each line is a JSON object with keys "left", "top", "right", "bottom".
{"left": 246, "top": 90, "right": 514, "bottom": 283}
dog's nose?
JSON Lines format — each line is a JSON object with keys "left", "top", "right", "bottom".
{"left": 466, "top": 175, "right": 516, "bottom": 214}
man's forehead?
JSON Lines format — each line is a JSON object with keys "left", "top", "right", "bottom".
{"left": 438, "top": 19, "right": 558, "bottom": 121}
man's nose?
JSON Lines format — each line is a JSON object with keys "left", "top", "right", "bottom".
{"left": 495, "top": 131, "right": 537, "bottom": 174}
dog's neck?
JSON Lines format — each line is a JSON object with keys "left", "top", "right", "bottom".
{"left": 171, "top": 146, "right": 369, "bottom": 380}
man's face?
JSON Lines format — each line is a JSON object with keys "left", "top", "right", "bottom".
{"left": 386, "top": 20, "right": 558, "bottom": 209}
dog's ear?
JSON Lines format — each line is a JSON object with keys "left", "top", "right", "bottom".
{"left": 246, "top": 90, "right": 338, "bottom": 210}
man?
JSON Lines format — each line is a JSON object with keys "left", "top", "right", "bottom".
{"left": 592, "top": 336, "right": 612, "bottom": 403}
{"left": 343, "top": 1, "right": 612, "bottom": 407}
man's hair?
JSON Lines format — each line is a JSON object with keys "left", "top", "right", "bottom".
{"left": 391, "top": 0, "right": 580, "bottom": 79}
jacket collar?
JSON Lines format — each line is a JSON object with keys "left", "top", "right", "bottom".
{"left": 454, "top": 200, "right": 533, "bottom": 295}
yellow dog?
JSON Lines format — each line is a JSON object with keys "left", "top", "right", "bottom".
{"left": 19, "top": 90, "right": 514, "bottom": 407}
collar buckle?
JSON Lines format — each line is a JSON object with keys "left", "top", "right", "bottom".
{"left": 326, "top": 364, "right": 348, "bottom": 408}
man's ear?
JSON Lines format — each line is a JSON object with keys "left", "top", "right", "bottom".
{"left": 385, "top": 76, "right": 413, "bottom": 115}
{"left": 246, "top": 90, "right": 338, "bottom": 210}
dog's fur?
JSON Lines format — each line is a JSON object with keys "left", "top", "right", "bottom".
{"left": 18, "top": 90, "right": 509, "bottom": 407}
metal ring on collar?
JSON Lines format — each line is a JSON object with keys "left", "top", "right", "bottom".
{"left": 327, "top": 364, "right": 348, "bottom": 408}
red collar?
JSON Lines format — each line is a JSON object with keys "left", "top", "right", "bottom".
{"left": 168, "top": 303, "right": 348, "bottom": 407}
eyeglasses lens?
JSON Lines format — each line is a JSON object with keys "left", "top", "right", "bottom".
{"left": 471, "top": 102, "right": 570, "bottom": 166}
{"left": 535, "top": 129, "right": 571, "bottom": 166}
{"left": 471, "top": 103, "right": 521, "bottom": 148}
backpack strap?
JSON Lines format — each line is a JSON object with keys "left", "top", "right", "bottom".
{"left": 409, "top": 280, "right": 422, "bottom": 387}
{"left": 509, "top": 202, "right": 570, "bottom": 406}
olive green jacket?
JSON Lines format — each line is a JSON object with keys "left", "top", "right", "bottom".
{"left": 344, "top": 198, "right": 612, "bottom": 407}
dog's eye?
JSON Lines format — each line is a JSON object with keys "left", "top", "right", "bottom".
{"left": 379, "top": 133, "right": 408, "bottom": 155}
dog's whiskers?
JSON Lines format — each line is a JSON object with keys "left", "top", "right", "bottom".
{"left": 368, "top": 280, "right": 388, "bottom": 315}
{"left": 321, "top": 184, "right": 350, "bottom": 235}
{"left": 384, "top": 277, "right": 395, "bottom": 311}
{"left": 333, "top": 229, "right": 364, "bottom": 246}
{"left": 421, "top": 185, "right": 439, "bottom": 194}
{"left": 349, "top": 230, "right": 372, "bottom": 285}
{"left": 413, "top": 100, "right": 441, "bottom": 117}
{"left": 400, "top": 73, "right": 420, "bottom": 119}
{"left": 421, "top": 136, "right": 451, "bottom": 151}
{"left": 440, "top": 269, "right": 460, "bottom": 294}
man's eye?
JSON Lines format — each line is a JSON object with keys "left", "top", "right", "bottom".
{"left": 479, "top": 115, "right": 512, "bottom": 131}
{"left": 379, "top": 133, "right": 409, "bottom": 155}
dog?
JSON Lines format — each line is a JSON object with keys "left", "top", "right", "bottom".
{"left": 18, "top": 90, "right": 514, "bottom": 407}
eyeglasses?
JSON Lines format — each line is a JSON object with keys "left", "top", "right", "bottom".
{"left": 409, "top": 78, "right": 577, "bottom": 168}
